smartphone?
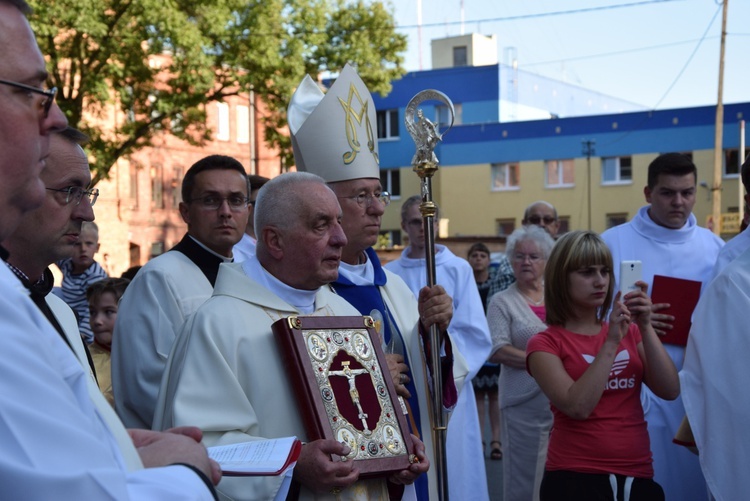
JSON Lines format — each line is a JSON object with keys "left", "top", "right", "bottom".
{"left": 619, "top": 260, "right": 642, "bottom": 297}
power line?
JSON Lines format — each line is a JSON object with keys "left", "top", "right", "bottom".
{"left": 521, "top": 37, "right": 720, "bottom": 67}
{"left": 650, "top": 2, "right": 722, "bottom": 109}
{"left": 396, "top": 0, "right": 684, "bottom": 31}
{"left": 596, "top": 2, "right": 722, "bottom": 148}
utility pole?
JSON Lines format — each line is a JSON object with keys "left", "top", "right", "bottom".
{"left": 582, "top": 139, "right": 596, "bottom": 231}
{"left": 711, "top": 0, "right": 729, "bottom": 235}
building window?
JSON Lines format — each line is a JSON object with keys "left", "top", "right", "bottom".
{"left": 380, "top": 169, "right": 401, "bottom": 198}
{"left": 379, "top": 230, "right": 400, "bottom": 248}
{"left": 495, "top": 218, "right": 515, "bottom": 237}
{"left": 236, "top": 104, "right": 250, "bottom": 144}
{"left": 606, "top": 212, "right": 629, "bottom": 229}
{"left": 150, "top": 241, "right": 164, "bottom": 258}
{"left": 491, "top": 162, "right": 520, "bottom": 191}
{"left": 557, "top": 216, "right": 570, "bottom": 235}
{"left": 453, "top": 46, "right": 468, "bottom": 67}
{"left": 545, "top": 159, "right": 575, "bottom": 188}
{"left": 151, "top": 164, "right": 164, "bottom": 209}
{"left": 602, "top": 156, "right": 632, "bottom": 184}
{"left": 377, "top": 109, "right": 399, "bottom": 139}
{"left": 216, "top": 102, "right": 230, "bottom": 141}
{"left": 129, "top": 162, "right": 139, "bottom": 204}
{"left": 724, "top": 148, "right": 749, "bottom": 177}
{"left": 171, "top": 166, "right": 183, "bottom": 209}
{"left": 436, "top": 103, "right": 462, "bottom": 127}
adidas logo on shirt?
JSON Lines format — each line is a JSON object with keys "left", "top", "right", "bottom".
{"left": 582, "top": 350, "right": 635, "bottom": 390}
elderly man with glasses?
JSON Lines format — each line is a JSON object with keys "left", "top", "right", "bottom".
{"left": 288, "top": 63, "right": 468, "bottom": 501}
{"left": 112, "top": 154, "right": 250, "bottom": 430}
{"left": 522, "top": 200, "right": 560, "bottom": 239}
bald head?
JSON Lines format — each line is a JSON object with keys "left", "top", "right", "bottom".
{"left": 522, "top": 200, "right": 559, "bottom": 238}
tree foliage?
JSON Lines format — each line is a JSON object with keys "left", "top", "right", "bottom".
{"left": 29, "top": 0, "right": 407, "bottom": 184}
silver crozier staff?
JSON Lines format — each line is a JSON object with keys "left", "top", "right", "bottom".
{"left": 404, "top": 90, "right": 455, "bottom": 501}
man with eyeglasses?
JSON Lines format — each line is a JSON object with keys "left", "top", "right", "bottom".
{"left": 288, "top": 63, "right": 468, "bottom": 501}
{"left": 3, "top": 125, "right": 148, "bottom": 469}
{"left": 113, "top": 154, "right": 250, "bottom": 429}
{"left": 0, "top": 1, "right": 219, "bottom": 498}
{"left": 522, "top": 200, "right": 560, "bottom": 239}
{"left": 385, "top": 195, "right": 492, "bottom": 501}
{"left": 5, "top": 127, "right": 98, "bottom": 370}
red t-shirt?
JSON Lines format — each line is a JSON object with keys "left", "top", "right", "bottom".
{"left": 527, "top": 323, "right": 654, "bottom": 478}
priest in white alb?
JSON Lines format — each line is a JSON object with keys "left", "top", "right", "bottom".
{"left": 153, "top": 172, "right": 430, "bottom": 500}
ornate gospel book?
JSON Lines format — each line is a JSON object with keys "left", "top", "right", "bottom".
{"left": 272, "top": 315, "right": 417, "bottom": 477}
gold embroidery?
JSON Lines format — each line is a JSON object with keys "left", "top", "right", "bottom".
{"left": 338, "top": 84, "right": 379, "bottom": 165}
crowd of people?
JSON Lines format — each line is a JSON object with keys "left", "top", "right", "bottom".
{"left": 2, "top": 1, "right": 748, "bottom": 499}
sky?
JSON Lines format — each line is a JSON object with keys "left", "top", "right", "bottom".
{"left": 391, "top": 0, "right": 749, "bottom": 111}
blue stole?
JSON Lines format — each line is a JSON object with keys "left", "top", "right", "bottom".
{"left": 333, "top": 248, "right": 429, "bottom": 501}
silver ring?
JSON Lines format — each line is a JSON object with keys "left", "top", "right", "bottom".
{"left": 400, "top": 373, "right": 406, "bottom": 384}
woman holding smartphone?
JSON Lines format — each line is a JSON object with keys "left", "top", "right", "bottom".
{"left": 527, "top": 231, "right": 679, "bottom": 501}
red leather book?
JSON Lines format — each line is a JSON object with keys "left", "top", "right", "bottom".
{"left": 650, "top": 275, "right": 702, "bottom": 346}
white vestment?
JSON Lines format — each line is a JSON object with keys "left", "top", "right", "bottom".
{"left": 154, "top": 260, "right": 391, "bottom": 500}
{"left": 0, "top": 262, "right": 213, "bottom": 500}
{"left": 711, "top": 224, "right": 750, "bottom": 280}
{"left": 601, "top": 206, "right": 723, "bottom": 500}
{"left": 233, "top": 233, "right": 257, "bottom": 263}
{"left": 112, "top": 247, "right": 219, "bottom": 428}
{"left": 46, "top": 293, "right": 143, "bottom": 471}
{"left": 385, "top": 244, "right": 491, "bottom": 501}
{"left": 681, "top": 246, "right": 750, "bottom": 501}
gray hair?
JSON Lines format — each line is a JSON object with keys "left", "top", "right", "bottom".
{"left": 505, "top": 224, "right": 555, "bottom": 260}
{"left": 254, "top": 171, "right": 330, "bottom": 236}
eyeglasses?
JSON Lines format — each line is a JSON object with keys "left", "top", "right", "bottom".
{"left": 526, "top": 215, "right": 557, "bottom": 225}
{"left": 0, "top": 79, "right": 58, "bottom": 118}
{"left": 338, "top": 191, "right": 391, "bottom": 208}
{"left": 512, "top": 253, "right": 542, "bottom": 263}
{"left": 187, "top": 194, "right": 249, "bottom": 211}
{"left": 46, "top": 186, "right": 99, "bottom": 206}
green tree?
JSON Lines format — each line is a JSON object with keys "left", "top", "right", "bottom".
{"left": 29, "top": 0, "right": 406, "bottom": 184}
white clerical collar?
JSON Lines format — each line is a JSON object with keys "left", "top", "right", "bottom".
{"left": 241, "top": 255, "right": 318, "bottom": 314}
{"left": 188, "top": 235, "right": 234, "bottom": 262}
{"left": 338, "top": 255, "right": 375, "bottom": 285}
{"left": 633, "top": 205, "right": 697, "bottom": 244}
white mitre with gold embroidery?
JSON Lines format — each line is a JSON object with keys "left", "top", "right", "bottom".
{"left": 288, "top": 63, "right": 380, "bottom": 182}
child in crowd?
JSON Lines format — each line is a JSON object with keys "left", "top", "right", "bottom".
{"left": 87, "top": 277, "right": 130, "bottom": 406}
{"left": 56, "top": 221, "right": 108, "bottom": 344}
{"left": 527, "top": 231, "right": 679, "bottom": 501}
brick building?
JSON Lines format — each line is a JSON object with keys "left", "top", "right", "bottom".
{"left": 91, "top": 92, "right": 284, "bottom": 278}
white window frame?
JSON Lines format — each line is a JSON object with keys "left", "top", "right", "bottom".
{"left": 380, "top": 169, "right": 401, "bottom": 199}
{"left": 545, "top": 159, "right": 575, "bottom": 188}
{"left": 436, "top": 103, "right": 462, "bottom": 127}
{"left": 216, "top": 102, "right": 230, "bottom": 141}
{"left": 377, "top": 109, "right": 399, "bottom": 140}
{"left": 601, "top": 156, "right": 632, "bottom": 185}
{"left": 236, "top": 104, "right": 249, "bottom": 144}
{"left": 491, "top": 162, "right": 520, "bottom": 191}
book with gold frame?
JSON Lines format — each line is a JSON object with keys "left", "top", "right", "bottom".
{"left": 272, "top": 315, "right": 417, "bottom": 477}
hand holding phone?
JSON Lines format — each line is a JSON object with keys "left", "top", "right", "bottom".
{"left": 619, "top": 260, "right": 642, "bottom": 297}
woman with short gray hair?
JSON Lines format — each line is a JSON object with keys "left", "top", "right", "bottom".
{"left": 488, "top": 225, "right": 554, "bottom": 501}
